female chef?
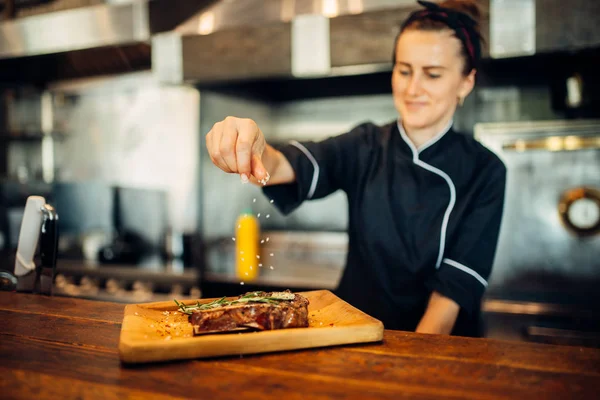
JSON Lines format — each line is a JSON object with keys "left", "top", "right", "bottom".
{"left": 205, "top": 0, "right": 506, "bottom": 337}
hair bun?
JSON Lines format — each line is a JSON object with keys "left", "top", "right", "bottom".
{"left": 439, "top": 0, "right": 481, "bottom": 27}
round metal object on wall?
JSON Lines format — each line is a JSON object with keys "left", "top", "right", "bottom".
{"left": 558, "top": 187, "right": 600, "bottom": 237}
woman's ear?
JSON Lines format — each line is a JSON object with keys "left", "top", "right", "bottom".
{"left": 458, "top": 69, "right": 477, "bottom": 99}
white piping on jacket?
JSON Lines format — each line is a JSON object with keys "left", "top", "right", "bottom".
{"left": 290, "top": 140, "right": 319, "bottom": 199}
{"left": 443, "top": 258, "right": 488, "bottom": 288}
{"left": 397, "top": 120, "right": 455, "bottom": 269}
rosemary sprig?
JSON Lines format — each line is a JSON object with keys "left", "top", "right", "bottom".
{"left": 174, "top": 291, "right": 295, "bottom": 315}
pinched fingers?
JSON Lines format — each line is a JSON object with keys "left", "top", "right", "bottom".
{"left": 206, "top": 120, "right": 231, "bottom": 172}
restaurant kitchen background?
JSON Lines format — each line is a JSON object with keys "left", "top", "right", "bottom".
{"left": 0, "top": 0, "right": 599, "bottom": 347}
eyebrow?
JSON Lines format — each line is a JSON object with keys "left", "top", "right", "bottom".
{"left": 396, "top": 62, "right": 447, "bottom": 70}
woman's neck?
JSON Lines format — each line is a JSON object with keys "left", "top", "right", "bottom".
{"left": 401, "top": 117, "right": 453, "bottom": 150}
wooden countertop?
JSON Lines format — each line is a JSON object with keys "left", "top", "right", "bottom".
{"left": 1, "top": 292, "right": 599, "bottom": 399}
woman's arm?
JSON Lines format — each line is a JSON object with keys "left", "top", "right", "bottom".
{"left": 415, "top": 291, "right": 460, "bottom": 335}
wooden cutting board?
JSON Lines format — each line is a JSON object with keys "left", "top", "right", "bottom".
{"left": 118, "top": 290, "right": 384, "bottom": 364}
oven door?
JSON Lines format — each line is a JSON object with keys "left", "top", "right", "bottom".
{"left": 475, "top": 120, "right": 600, "bottom": 347}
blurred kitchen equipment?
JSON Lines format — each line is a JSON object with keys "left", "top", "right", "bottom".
{"left": 235, "top": 208, "right": 260, "bottom": 282}
{"left": 475, "top": 119, "right": 600, "bottom": 347}
{"left": 3, "top": 195, "right": 59, "bottom": 295}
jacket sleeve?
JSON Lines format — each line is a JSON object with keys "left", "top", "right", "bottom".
{"left": 262, "top": 123, "right": 369, "bottom": 215}
{"left": 425, "top": 161, "right": 507, "bottom": 316}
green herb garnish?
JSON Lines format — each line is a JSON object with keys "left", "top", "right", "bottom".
{"left": 174, "top": 291, "right": 295, "bottom": 315}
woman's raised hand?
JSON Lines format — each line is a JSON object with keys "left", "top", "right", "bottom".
{"left": 206, "top": 116, "right": 270, "bottom": 184}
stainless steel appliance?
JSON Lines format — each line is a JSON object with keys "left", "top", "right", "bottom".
{"left": 475, "top": 119, "right": 600, "bottom": 347}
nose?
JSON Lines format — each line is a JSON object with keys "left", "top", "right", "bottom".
{"left": 406, "top": 74, "right": 422, "bottom": 97}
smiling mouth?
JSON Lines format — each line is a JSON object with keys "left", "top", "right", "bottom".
{"left": 404, "top": 101, "right": 428, "bottom": 108}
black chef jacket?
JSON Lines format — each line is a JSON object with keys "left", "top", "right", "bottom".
{"left": 263, "top": 120, "right": 506, "bottom": 337}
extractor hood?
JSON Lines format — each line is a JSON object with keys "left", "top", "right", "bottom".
{"left": 152, "top": 0, "right": 429, "bottom": 85}
{"left": 1, "top": 0, "right": 598, "bottom": 86}
{"left": 0, "top": 0, "right": 216, "bottom": 83}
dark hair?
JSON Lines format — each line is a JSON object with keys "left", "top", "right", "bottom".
{"left": 392, "top": 0, "right": 483, "bottom": 75}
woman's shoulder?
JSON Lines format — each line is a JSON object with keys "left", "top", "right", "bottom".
{"left": 451, "top": 129, "right": 506, "bottom": 178}
{"left": 345, "top": 120, "right": 396, "bottom": 144}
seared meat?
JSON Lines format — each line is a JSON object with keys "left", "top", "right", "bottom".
{"left": 188, "top": 291, "right": 309, "bottom": 335}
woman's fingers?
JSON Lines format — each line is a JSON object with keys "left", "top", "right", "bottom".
{"left": 236, "top": 118, "right": 260, "bottom": 181}
{"left": 219, "top": 117, "right": 239, "bottom": 173}
{"left": 206, "top": 121, "right": 230, "bottom": 172}
{"left": 206, "top": 116, "right": 267, "bottom": 181}
{"left": 251, "top": 154, "right": 269, "bottom": 183}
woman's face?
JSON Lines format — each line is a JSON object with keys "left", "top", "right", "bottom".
{"left": 392, "top": 29, "right": 475, "bottom": 133}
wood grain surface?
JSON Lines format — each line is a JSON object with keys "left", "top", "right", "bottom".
{"left": 1, "top": 291, "right": 599, "bottom": 400}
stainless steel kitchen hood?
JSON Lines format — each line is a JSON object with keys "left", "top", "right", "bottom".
{"left": 0, "top": 0, "right": 216, "bottom": 82}
{"left": 152, "top": 0, "right": 426, "bottom": 85}
{"left": 1, "top": 0, "right": 598, "bottom": 85}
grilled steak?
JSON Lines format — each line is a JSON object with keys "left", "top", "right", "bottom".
{"left": 187, "top": 290, "right": 309, "bottom": 335}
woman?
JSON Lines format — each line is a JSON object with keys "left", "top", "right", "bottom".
{"left": 205, "top": 0, "right": 506, "bottom": 337}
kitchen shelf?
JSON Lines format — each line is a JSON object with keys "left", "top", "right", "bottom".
{"left": 0, "top": 131, "right": 67, "bottom": 142}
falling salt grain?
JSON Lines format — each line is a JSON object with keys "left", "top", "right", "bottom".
{"left": 259, "top": 263, "right": 263, "bottom": 267}
{"left": 165, "top": 336, "right": 172, "bottom": 341}
{"left": 241, "top": 258, "right": 245, "bottom": 261}
{"left": 232, "top": 237, "right": 236, "bottom": 241}
{"left": 261, "top": 240, "right": 265, "bottom": 243}
{"left": 256, "top": 255, "right": 260, "bottom": 259}
{"left": 257, "top": 213, "right": 261, "bottom": 218}
{"left": 266, "top": 237, "right": 270, "bottom": 242}
{"left": 266, "top": 214, "right": 270, "bottom": 218}
{"left": 135, "top": 312, "right": 139, "bottom": 316}
{"left": 240, "top": 251, "right": 244, "bottom": 254}
{"left": 270, "top": 253, "right": 274, "bottom": 256}
{"left": 270, "top": 199, "right": 274, "bottom": 204}
{"left": 245, "top": 272, "right": 248, "bottom": 276}
{"left": 269, "top": 266, "right": 274, "bottom": 270}
{"left": 240, "top": 282, "right": 245, "bottom": 285}
{"left": 253, "top": 198, "right": 256, "bottom": 203}
{"left": 150, "top": 324, "right": 155, "bottom": 328}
